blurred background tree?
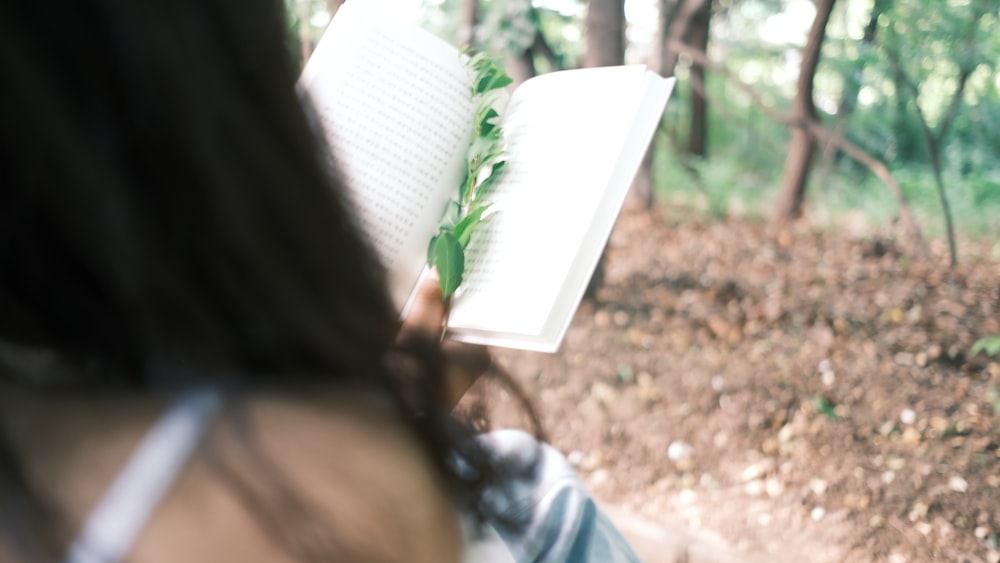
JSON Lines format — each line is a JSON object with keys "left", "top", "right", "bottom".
{"left": 286, "top": 0, "right": 1000, "bottom": 262}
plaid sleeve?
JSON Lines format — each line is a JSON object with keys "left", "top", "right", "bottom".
{"left": 462, "top": 429, "right": 643, "bottom": 563}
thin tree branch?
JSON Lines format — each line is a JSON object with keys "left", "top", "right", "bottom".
{"left": 662, "top": 0, "right": 707, "bottom": 76}
{"left": 936, "top": 0, "right": 989, "bottom": 140}
{"left": 875, "top": 0, "right": 989, "bottom": 266}
{"left": 457, "top": 0, "right": 478, "bottom": 49}
{"left": 882, "top": 46, "right": 961, "bottom": 265}
{"left": 530, "top": 26, "right": 562, "bottom": 71}
{"left": 936, "top": 67, "right": 973, "bottom": 142}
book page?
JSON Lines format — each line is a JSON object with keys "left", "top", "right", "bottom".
{"left": 447, "top": 66, "right": 659, "bottom": 341}
{"left": 300, "top": 3, "right": 474, "bottom": 309}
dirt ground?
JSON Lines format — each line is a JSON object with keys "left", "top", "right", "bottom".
{"left": 462, "top": 206, "right": 1000, "bottom": 563}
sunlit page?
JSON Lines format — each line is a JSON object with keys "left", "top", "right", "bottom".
{"left": 300, "top": 3, "right": 474, "bottom": 309}
{"left": 448, "top": 66, "right": 649, "bottom": 337}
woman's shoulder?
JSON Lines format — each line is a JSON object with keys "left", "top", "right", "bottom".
{"left": 1, "top": 385, "right": 463, "bottom": 563}
{"left": 137, "top": 389, "right": 464, "bottom": 562}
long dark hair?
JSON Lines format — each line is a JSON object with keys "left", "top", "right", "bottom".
{"left": 0, "top": 0, "right": 507, "bottom": 559}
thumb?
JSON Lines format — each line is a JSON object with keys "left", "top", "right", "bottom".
{"left": 400, "top": 270, "right": 445, "bottom": 336}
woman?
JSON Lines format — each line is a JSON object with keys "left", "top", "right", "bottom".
{"left": 0, "top": 0, "right": 499, "bottom": 559}
{"left": 0, "top": 0, "right": 640, "bottom": 561}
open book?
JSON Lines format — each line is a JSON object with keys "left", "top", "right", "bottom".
{"left": 300, "top": 3, "right": 675, "bottom": 352}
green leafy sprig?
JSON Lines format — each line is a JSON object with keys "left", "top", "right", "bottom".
{"left": 427, "top": 53, "right": 512, "bottom": 300}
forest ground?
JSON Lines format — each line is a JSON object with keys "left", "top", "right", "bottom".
{"left": 462, "top": 206, "right": 1000, "bottom": 563}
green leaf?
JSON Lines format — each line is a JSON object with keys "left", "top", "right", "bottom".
{"left": 429, "top": 52, "right": 509, "bottom": 302}
{"left": 466, "top": 136, "right": 496, "bottom": 163}
{"left": 457, "top": 171, "right": 471, "bottom": 203}
{"left": 972, "top": 335, "right": 1000, "bottom": 357}
{"left": 470, "top": 146, "right": 503, "bottom": 172}
{"left": 440, "top": 200, "right": 461, "bottom": 229}
{"left": 475, "top": 160, "right": 506, "bottom": 197}
{"left": 473, "top": 71, "right": 494, "bottom": 95}
{"left": 468, "top": 52, "right": 490, "bottom": 72}
{"left": 487, "top": 73, "right": 513, "bottom": 91}
{"left": 426, "top": 234, "right": 440, "bottom": 266}
{"left": 454, "top": 203, "right": 493, "bottom": 248}
{"left": 812, "top": 395, "right": 840, "bottom": 421}
{"left": 471, "top": 57, "right": 512, "bottom": 94}
{"left": 479, "top": 107, "right": 500, "bottom": 137}
{"left": 476, "top": 71, "right": 512, "bottom": 94}
{"left": 434, "top": 231, "right": 464, "bottom": 300}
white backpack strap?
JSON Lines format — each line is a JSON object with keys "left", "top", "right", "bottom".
{"left": 64, "top": 388, "right": 223, "bottom": 563}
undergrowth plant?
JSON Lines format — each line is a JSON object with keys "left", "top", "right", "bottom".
{"left": 971, "top": 335, "right": 1000, "bottom": 358}
{"left": 971, "top": 335, "right": 1000, "bottom": 420}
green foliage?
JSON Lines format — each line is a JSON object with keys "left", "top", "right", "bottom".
{"left": 426, "top": 53, "right": 510, "bottom": 299}
{"left": 284, "top": 0, "right": 304, "bottom": 69}
{"left": 654, "top": 0, "right": 1000, "bottom": 245}
{"left": 653, "top": 73, "right": 788, "bottom": 220}
{"left": 820, "top": 0, "right": 1000, "bottom": 241}
{"left": 454, "top": 202, "right": 493, "bottom": 247}
{"left": 971, "top": 335, "right": 1000, "bottom": 357}
{"left": 284, "top": 0, "right": 333, "bottom": 70}
{"left": 810, "top": 162, "right": 1000, "bottom": 240}
{"left": 475, "top": 0, "right": 536, "bottom": 54}
{"left": 421, "top": 0, "right": 579, "bottom": 70}
{"left": 430, "top": 231, "right": 465, "bottom": 299}
{"left": 469, "top": 52, "right": 514, "bottom": 93}
{"left": 812, "top": 395, "right": 841, "bottom": 421}
{"left": 968, "top": 336, "right": 998, "bottom": 432}
{"left": 615, "top": 363, "right": 634, "bottom": 383}
{"left": 285, "top": 0, "right": 999, "bottom": 249}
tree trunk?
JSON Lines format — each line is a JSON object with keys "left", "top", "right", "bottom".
{"left": 457, "top": 0, "right": 478, "bottom": 49}
{"left": 327, "top": 0, "right": 345, "bottom": 19}
{"left": 649, "top": 0, "right": 678, "bottom": 76}
{"left": 840, "top": 0, "right": 888, "bottom": 119}
{"left": 298, "top": 0, "right": 314, "bottom": 63}
{"left": 531, "top": 27, "right": 562, "bottom": 72}
{"left": 584, "top": 0, "right": 626, "bottom": 299}
{"left": 631, "top": 0, "right": 676, "bottom": 208}
{"left": 584, "top": 0, "right": 625, "bottom": 68}
{"left": 505, "top": 52, "right": 536, "bottom": 87}
{"left": 819, "top": 0, "right": 887, "bottom": 176}
{"left": 507, "top": 11, "right": 560, "bottom": 88}
{"left": 631, "top": 0, "right": 704, "bottom": 208}
{"left": 660, "top": 0, "right": 707, "bottom": 77}
{"left": 686, "top": 0, "right": 712, "bottom": 157}
{"left": 775, "top": 0, "right": 837, "bottom": 220}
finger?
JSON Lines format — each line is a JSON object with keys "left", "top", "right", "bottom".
{"left": 441, "top": 340, "right": 491, "bottom": 406}
{"left": 442, "top": 340, "right": 491, "bottom": 376}
{"left": 441, "top": 340, "right": 493, "bottom": 405}
{"left": 401, "top": 273, "right": 445, "bottom": 336}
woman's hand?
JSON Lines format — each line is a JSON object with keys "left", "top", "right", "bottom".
{"left": 398, "top": 274, "right": 491, "bottom": 408}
